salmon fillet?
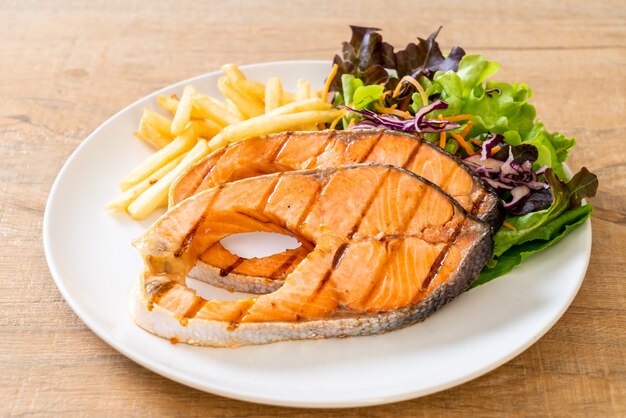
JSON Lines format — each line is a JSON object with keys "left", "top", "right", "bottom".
{"left": 131, "top": 165, "right": 492, "bottom": 347}
{"left": 168, "top": 130, "right": 502, "bottom": 294}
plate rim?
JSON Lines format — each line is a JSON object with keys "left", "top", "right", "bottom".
{"left": 42, "top": 60, "right": 593, "bottom": 408}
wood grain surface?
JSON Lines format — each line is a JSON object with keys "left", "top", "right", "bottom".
{"left": 1, "top": 0, "right": 624, "bottom": 416}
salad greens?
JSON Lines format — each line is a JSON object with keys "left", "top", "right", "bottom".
{"left": 330, "top": 26, "right": 465, "bottom": 96}
{"left": 472, "top": 204, "right": 592, "bottom": 287}
{"left": 327, "top": 26, "right": 598, "bottom": 287}
{"left": 493, "top": 167, "right": 598, "bottom": 257}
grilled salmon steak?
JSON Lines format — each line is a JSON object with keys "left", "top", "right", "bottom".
{"left": 168, "top": 130, "right": 502, "bottom": 293}
{"left": 131, "top": 165, "right": 492, "bottom": 347}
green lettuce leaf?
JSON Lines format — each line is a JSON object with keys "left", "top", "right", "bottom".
{"left": 523, "top": 122, "right": 576, "bottom": 180}
{"left": 341, "top": 74, "right": 363, "bottom": 107}
{"left": 472, "top": 205, "right": 592, "bottom": 288}
{"left": 455, "top": 54, "right": 501, "bottom": 97}
{"left": 492, "top": 167, "right": 598, "bottom": 257}
{"left": 352, "top": 84, "right": 385, "bottom": 110}
{"left": 412, "top": 55, "right": 536, "bottom": 139}
{"left": 410, "top": 54, "right": 577, "bottom": 179}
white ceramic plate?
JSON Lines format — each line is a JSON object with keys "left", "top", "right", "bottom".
{"left": 43, "top": 61, "right": 592, "bottom": 408}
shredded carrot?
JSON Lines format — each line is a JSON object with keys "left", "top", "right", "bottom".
{"left": 348, "top": 118, "right": 356, "bottom": 128}
{"left": 322, "top": 64, "right": 339, "bottom": 103}
{"left": 437, "top": 115, "right": 447, "bottom": 148}
{"left": 491, "top": 145, "right": 502, "bottom": 154}
{"left": 374, "top": 103, "right": 411, "bottom": 118}
{"left": 329, "top": 109, "right": 347, "bottom": 130}
{"left": 389, "top": 103, "right": 398, "bottom": 109}
{"left": 460, "top": 121, "right": 473, "bottom": 138}
{"left": 317, "top": 123, "right": 326, "bottom": 130}
{"left": 392, "top": 75, "right": 428, "bottom": 107}
{"left": 469, "top": 138, "right": 482, "bottom": 146}
{"left": 502, "top": 221, "right": 517, "bottom": 231}
{"left": 444, "top": 114, "right": 473, "bottom": 122}
{"left": 450, "top": 132, "right": 475, "bottom": 155}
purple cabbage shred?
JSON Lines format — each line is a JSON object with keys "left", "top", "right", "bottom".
{"left": 343, "top": 100, "right": 460, "bottom": 134}
{"left": 464, "top": 134, "right": 553, "bottom": 215}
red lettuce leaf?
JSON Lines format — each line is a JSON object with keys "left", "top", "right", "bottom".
{"left": 330, "top": 26, "right": 465, "bottom": 96}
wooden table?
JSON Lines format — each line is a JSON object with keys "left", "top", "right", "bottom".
{"left": 2, "top": 0, "right": 624, "bottom": 415}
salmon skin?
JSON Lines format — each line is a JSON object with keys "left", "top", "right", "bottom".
{"left": 132, "top": 165, "right": 493, "bottom": 347}
{"left": 169, "top": 130, "right": 502, "bottom": 294}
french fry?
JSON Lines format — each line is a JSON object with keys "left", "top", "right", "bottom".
{"left": 280, "top": 91, "right": 296, "bottom": 105}
{"left": 296, "top": 79, "right": 311, "bottom": 101}
{"left": 134, "top": 123, "right": 171, "bottom": 149}
{"left": 225, "top": 99, "right": 246, "bottom": 120}
{"left": 222, "top": 64, "right": 269, "bottom": 102}
{"left": 221, "top": 64, "right": 246, "bottom": 83}
{"left": 191, "top": 94, "right": 242, "bottom": 126}
{"left": 120, "top": 125, "right": 197, "bottom": 191}
{"left": 134, "top": 109, "right": 174, "bottom": 148}
{"left": 160, "top": 94, "right": 210, "bottom": 119}
{"left": 208, "top": 109, "right": 342, "bottom": 149}
{"left": 118, "top": 68, "right": 335, "bottom": 220}
{"left": 171, "top": 85, "right": 195, "bottom": 135}
{"left": 190, "top": 119, "right": 222, "bottom": 139}
{"left": 266, "top": 98, "right": 332, "bottom": 117}
{"left": 128, "top": 139, "right": 211, "bottom": 220}
{"left": 264, "top": 77, "right": 283, "bottom": 113}
{"left": 157, "top": 94, "right": 179, "bottom": 115}
{"left": 217, "top": 77, "right": 264, "bottom": 119}
{"left": 106, "top": 154, "right": 185, "bottom": 211}
{"left": 233, "top": 78, "right": 266, "bottom": 102}
{"left": 140, "top": 108, "right": 173, "bottom": 136}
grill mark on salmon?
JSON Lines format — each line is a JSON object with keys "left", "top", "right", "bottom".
{"left": 348, "top": 168, "right": 391, "bottom": 236}
{"left": 267, "top": 131, "right": 292, "bottom": 163}
{"left": 357, "top": 131, "right": 385, "bottom": 163}
{"left": 421, "top": 219, "right": 465, "bottom": 291}
{"left": 258, "top": 176, "right": 280, "bottom": 211}
{"left": 270, "top": 250, "right": 304, "bottom": 278}
{"left": 331, "top": 243, "right": 349, "bottom": 270}
{"left": 175, "top": 187, "right": 225, "bottom": 261}
{"left": 294, "top": 177, "right": 329, "bottom": 234}
{"left": 182, "top": 297, "right": 207, "bottom": 321}
{"left": 219, "top": 258, "right": 245, "bottom": 277}
{"left": 174, "top": 216, "right": 205, "bottom": 258}
{"left": 401, "top": 143, "right": 421, "bottom": 169}
{"left": 470, "top": 190, "right": 487, "bottom": 217}
{"left": 186, "top": 148, "right": 226, "bottom": 202}
{"left": 227, "top": 299, "right": 257, "bottom": 330}
{"left": 302, "top": 130, "right": 336, "bottom": 169}
{"left": 307, "top": 270, "right": 333, "bottom": 308}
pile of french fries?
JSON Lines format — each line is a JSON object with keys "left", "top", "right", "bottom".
{"left": 107, "top": 64, "right": 341, "bottom": 220}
